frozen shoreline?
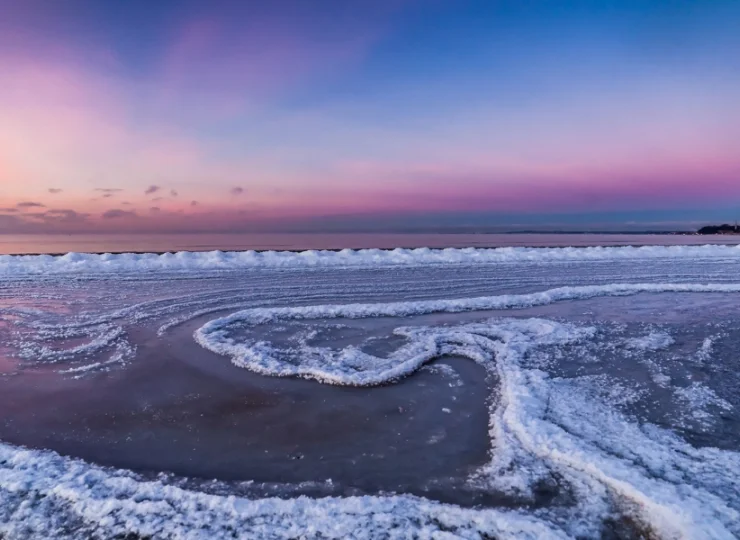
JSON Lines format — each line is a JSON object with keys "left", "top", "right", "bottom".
{"left": 2, "top": 256, "right": 740, "bottom": 538}
{"left": 3, "top": 244, "right": 740, "bottom": 276}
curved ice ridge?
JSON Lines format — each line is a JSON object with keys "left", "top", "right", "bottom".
{"left": 196, "top": 281, "right": 740, "bottom": 386}
{"left": 194, "top": 283, "right": 740, "bottom": 538}
{"left": 3, "top": 244, "right": 740, "bottom": 275}
{"left": 0, "top": 443, "right": 565, "bottom": 539}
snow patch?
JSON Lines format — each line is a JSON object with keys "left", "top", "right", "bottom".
{"left": 674, "top": 382, "right": 733, "bottom": 429}
{"left": 624, "top": 332, "right": 674, "bottom": 351}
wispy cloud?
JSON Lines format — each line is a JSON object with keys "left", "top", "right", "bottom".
{"left": 48, "top": 188, "right": 63, "bottom": 194}
{"left": 145, "top": 185, "right": 161, "bottom": 195}
{"left": 0, "top": 208, "right": 90, "bottom": 232}
{"left": 42, "top": 209, "right": 90, "bottom": 224}
{"left": 231, "top": 186, "right": 244, "bottom": 195}
{"left": 101, "top": 209, "right": 137, "bottom": 219}
{"left": 17, "top": 201, "right": 46, "bottom": 209}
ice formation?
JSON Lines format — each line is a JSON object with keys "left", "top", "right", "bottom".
{"left": 1, "top": 248, "right": 740, "bottom": 539}
{"left": 2, "top": 244, "right": 740, "bottom": 276}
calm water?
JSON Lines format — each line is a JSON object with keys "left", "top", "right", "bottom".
{"left": 0, "top": 232, "right": 738, "bottom": 254}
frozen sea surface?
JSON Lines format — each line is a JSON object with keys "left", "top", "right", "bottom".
{"left": 1, "top": 247, "right": 740, "bottom": 539}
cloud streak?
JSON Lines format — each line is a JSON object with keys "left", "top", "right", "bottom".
{"left": 102, "top": 209, "right": 138, "bottom": 219}
{"left": 17, "top": 202, "right": 46, "bottom": 209}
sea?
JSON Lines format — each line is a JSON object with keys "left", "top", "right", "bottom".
{"left": 1, "top": 231, "right": 739, "bottom": 255}
{"left": 0, "top": 237, "right": 739, "bottom": 538}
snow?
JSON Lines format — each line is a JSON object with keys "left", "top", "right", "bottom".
{"left": 624, "top": 331, "right": 675, "bottom": 351}
{"left": 674, "top": 382, "right": 733, "bottom": 428}
{"left": 3, "top": 313, "right": 739, "bottom": 538}
{"left": 2, "top": 244, "right": 740, "bottom": 275}
{"left": 2, "top": 250, "right": 740, "bottom": 538}
{"left": 195, "top": 282, "right": 740, "bottom": 386}
{"left": 696, "top": 336, "right": 716, "bottom": 362}
{"left": 0, "top": 446, "right": 567, "bottom": 540}
{"left": 190, "top": 285, "right": 740, "bottom": 537}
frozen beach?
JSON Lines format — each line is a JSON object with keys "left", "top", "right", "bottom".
{"left": 1, "top": 246, "right": 740, "bottom": 539}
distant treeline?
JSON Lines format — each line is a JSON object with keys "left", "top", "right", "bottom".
{"left": 697, "top": 224, "right": 740, "bottom": 235}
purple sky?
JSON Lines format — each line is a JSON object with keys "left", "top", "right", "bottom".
{"left": 1, "top": 0, "right": 740, "bottom": 232}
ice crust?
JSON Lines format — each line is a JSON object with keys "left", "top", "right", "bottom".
{"left": 2, "top": 244, "right": 740, "bottom": 275}
{"left": 196, "top": 282, "right": 740, "bottom": 386}
{"left": 191, "top": 284, "right": 740, "bottom": 538}
{"left": 2, "top": 271, "right": 740, "bottom": 537}
{"left": 0, "top": 444, "right": 566, "bottom": 539}
{"left": 624, "top": 331, "right": 675, "bottom": 351}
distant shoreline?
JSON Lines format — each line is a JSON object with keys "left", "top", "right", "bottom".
{"left": 1, "top": 234, "right": 739, "bottom": 256}
{"left": 0, "top": 230, "right": 698, "bottom": 236}
{"left": 697, "top": 224, "right": 740, "bottom": 236}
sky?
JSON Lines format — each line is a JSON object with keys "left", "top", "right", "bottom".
{"left": 1, "top": 0, "right": 739, "bottom": 233}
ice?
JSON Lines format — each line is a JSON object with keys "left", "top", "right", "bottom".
{"left": 624, "top": 331, "right": 675, "bottom": 351}
{"left": 1, "top": 249, "right": 740, "bottom": 538}
{"left": 674, "top": 382, "right": 733, "bottom": 428}
{"left": 1, "top": 244, "right": 740, "bottom": 276}
{"left": 194, "top": 282, "right": 740, "bottom": 385}
{"left": 0, "top": 444, "right": 566, "bottom": 539}
{"left": 697, "top": 336, "right": 716, "bottom": 362}
{"left": 189, "top": 285, "right": 740, "bottom": 537}
{"left": 5, "top": 313, "right": 738, "bottom": 538}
